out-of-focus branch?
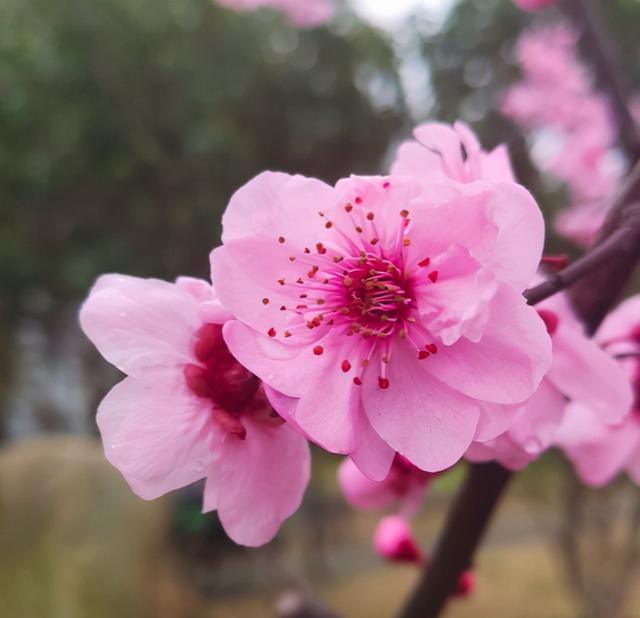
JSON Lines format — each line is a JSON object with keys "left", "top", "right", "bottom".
{"left": 561, "top": 0, "right": 640, "bottom": 160}
{"left": 398, "top": 161, "right": 640, "bottom": 618}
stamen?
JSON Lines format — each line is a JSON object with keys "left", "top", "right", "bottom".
{"left": 378, "top": 377, "right": 390, "bottom": 390}
{"left": 268, "top": 327, "right": 276, "bottom": 337}
{"left": 428, "top": 271, "right": 439, "bottom": 283}
{"left": 313, "top": 345, "right": 324, "bottom": 356}
{"left": 341, "top": 360, "right": 352, "bottom": 372}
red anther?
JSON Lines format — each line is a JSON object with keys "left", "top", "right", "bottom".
{"left": 313, "top": 345, "right": 324, "bottom": 356}
{"left": 378, "top": 377, "right": 390, "bottom": 390}
{"left": 184, "top": 364, "right": 212, "bottom": 398}
{"left": 341, "top": 360, "right": 352, "bottom": 372}
{"left": 541, "top": 254, "right": 569, "bottom": 271}
{"left": 353, "top": 377, "right": 362, "bottom": 386}
{"left": 268, "top": 327, "right": 276, "bottom": 337}
{"left": 325, "top": 221, "right": 333, "bottom": 229}
{"left": 316, "top": 243, "right": 327, "bottom": 254}
{"left": 366, "top": 212, "right": 375, "bottom": 221}
{"left": 428, "top": 271, "right": 439, "bottom": 283}
{"left": 278, "top": 236, "right": 285, "bottom": 244}
{"left": 418, "top": 257, "right": 431, "bottom": 268}
{"left": 344, "top": 203, "right": 353, "bottom": 213}
{"left": 425, "top": 343, "right": 438, "bottom": 354}
{"left": 418, "top": 350, "right": 430, "bottom": 360}
{"left": 212, "top": 407, "right": 247, "bottom": 440}
{"left": 537, "top": 309, "right": 559, "bottom": 336}
{"left": 355, "top": 196, "right": 363, "bottom": 204}
{"left": 262, "top": 298, "right": 269, "bottom": 305}
{"left": 304, "top": 247, "right": 311, "bottom": 254}
{"left": 383, "top": 181, "right": 390, "bottom": 188}
{"left": 280, "top": 305, "right": 286, "bottom": 311}
{"left": 400, "top": 209, "right": 409, "bottom": 218}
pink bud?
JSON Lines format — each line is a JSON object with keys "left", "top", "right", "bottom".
{"left": 513, "top": 0, "right": 557, "bottom": 11}
{"left": 455, "top": 570, "right": 475, "bottom": 598}
{"left": 373, "top": 516, "right": 423, "bottom": 564}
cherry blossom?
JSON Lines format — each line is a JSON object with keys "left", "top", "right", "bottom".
{"left": 467, "top": 278, "right": 632, "bottom": 470}
{"left": 338, "top": 454, "right": 436, "bottom": 516}
{"left": 556, "top": 295, "right": 640, "bottom": 487}
{"left": 216, "top": 0, "right": 334, "bottom": 27}
{"left": 80, "top": 274, "right": 310, "bottom": 546}
{"left": 212, "top": 165, "right": 551, "bottom": 476}
{"left": 502, "top": 23, "right": 622, "bottom": 247}
{"left": 513, "top": 0, "right": 557, "bottom": 11}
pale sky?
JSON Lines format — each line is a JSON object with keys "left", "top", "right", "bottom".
{"left": 351, "top": 0, "right": 457, "bottom": 27}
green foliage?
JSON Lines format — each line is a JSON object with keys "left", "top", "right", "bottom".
{"left": 0, "top": 0, "right": 404, "bottom": 314}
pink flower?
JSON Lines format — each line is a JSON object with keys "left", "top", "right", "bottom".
{"left": 513, "top": 0, "right": 557, "bottom": 11}
{"left": 467, "top": 278, "right": 632, "bottom": 470}
{"left": 391, "top": 122, "right": 516, "bottom": 185}
{"left": 556, "top": 296, "right": 640, "bottom": 487}
{"left": 501, "top": 23, "right": 621, "bottom": 247}
{"left": 79, "top": 274, "right": 310, "bottom": 546}
{"left": 338, "top": 454, "right": 436, "bottom": 516}
{"left": 212, "top": 165, "right": 551, "bottom": 476}
{"left": 374, "top": 516, "right": 423, "bottom": 564}
{"left": 216, "top": 0, "right": 334, "bottom": 27}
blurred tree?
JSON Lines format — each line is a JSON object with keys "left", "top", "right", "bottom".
{"left": 0, "top": 0, "right": 405, "bottom": 436}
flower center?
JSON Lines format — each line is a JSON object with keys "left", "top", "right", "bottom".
{"left": 184, "top": 324, "right": 282, "bottom": 438}
{"left": 342, "top": 255, "right": 414, "bottom": 337}
{"left": 267, "top": 180, "right": 442, "bottom": 391}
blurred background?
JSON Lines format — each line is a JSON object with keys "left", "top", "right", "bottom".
{"left": 2, "top": 0, "right": 640, "bottom": 616}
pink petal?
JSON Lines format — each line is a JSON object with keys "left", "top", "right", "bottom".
{"left": 97, "top": 378, "right": 216, "bottom": 500}
{"left": 509, "top": 379, "right": 567, "bottom": 454}
{"left": 80, "top": 274, "right": 200, "bottom": 379}
{"left": 349, "top": 420, "right": 396, "bottom": 482}
{"left": 474, "top": 401, "right": 522, "bottom": 442}
{"left": 222, "top": 320, "right": 308, "bottom": 397}
{"left": 363, "top": 342, "right": 480, "bottom": 472}
{"left": 481, "top": 181, "right": 545, "bottom": 289}
{"left": 220, "top": 171, "right": 334, "bottom": 246}
{"left": 556, "top": 405, "right": 640, "bottom": 487}
{"left": 413, "top": 123, "right": 468, "bottom": 181}
{"left": 209, "top": 418, "right": 310, "bottom": 546}
{"left": 481, "top": 145, "right": 516, "bottom": 183}
{"left": 426, "top": 284, "right": 552, "bottom": 404}
{"left": 337, "top": 458, "right": 397, "bottom": 511}
{"left": 415, "top": 243, "right": 497, "bottom": 345}
{"left": 550, "top": 327, "right": 633, "bottom": 423}
{"left": 390, "top": 140, "right": 444, "bottom": 177}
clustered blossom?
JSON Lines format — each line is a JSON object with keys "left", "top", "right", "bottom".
{"left": 502, "top": 23, "right": 622, "bottom": 246}
{"left": 556, "top": 296, "right": 640, "bottom": 487}
{"left": 467, "top": 276, "right": 632, "bottom": 470}
{"left": 512, "top": 0, "right": 557, "bottom": 11}
{"left": 216, "top": 0, "right": 334, "bottom": 27}
{"left": 81, "top": 120, "right": 636, "bottom": 551}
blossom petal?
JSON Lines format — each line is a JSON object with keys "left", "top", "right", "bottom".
{"left": 426, "top": 284, "right": 552, "bottom": 404}
{"left": 210, "top": 419, "right": 311, "bottom": 546}
{"left": 556, "top": 404, "right": 640, "bottom": 487}
{"left": 550, "top": 327, "right": 632, "bottom": 423}
{"left": 80, "top": 274, "right": 200, "bottom": 379}
{"left": 97, "top": 378, "right": 216, "bottom": 500}
{"left": 474, "top": 401, "right": 522, "bottom": 442}
{"left": 349, "top": 420, "right": 396, "bottom": 482}
{"left": 337, "top": 458, "right": 396, "bottom": 511}
{"left": 221, "top": 171, "right": 334, "bottom": 246}
{"left": 363, "top": 342, "right": 480, "bottom": 472}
